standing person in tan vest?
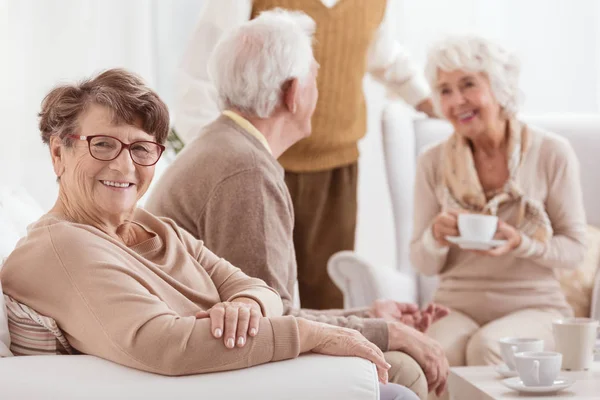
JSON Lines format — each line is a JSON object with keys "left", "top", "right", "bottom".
{"left": 174, "top": 0, "right": 436, "bottom": 310}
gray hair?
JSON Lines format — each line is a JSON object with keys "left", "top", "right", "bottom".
{"left": 425, "top": 35, "right": 521, "bottom": 117}
{"left": 208, "top": 9, "right": 316, "bottom": 118}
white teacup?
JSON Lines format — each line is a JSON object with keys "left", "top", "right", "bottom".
{"left": 498, "top": 337, "right": 544, "bottom": 370}
{"left": 514, "top": 351, "right": 562, "bottom": 387}
{"left": 553, "top": 318, "right": 600, "bottom": 371}
{"left": 458, "top": 214, "right": 498, "bottom": 241}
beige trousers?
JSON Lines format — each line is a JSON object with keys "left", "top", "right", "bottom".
{"left": 426, "top": 308, "right": 563, "bottom": 400}
{"left": 385, "top": 351, "right": 428, "bottom": 400}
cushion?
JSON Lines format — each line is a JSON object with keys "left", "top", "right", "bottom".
{"left": 4, "top": 295, "right": 73, "bottom": 356}
{"left": 556, "top": 225, "right": 600, "bottom": 317}
{"left": 0, "top": 208, "right": 21, "bottom": 262}
{"left": 0, "top": 280, "right": 12, "bottom": 357}
{"left": 0, "top": 186, "right": 44, "bottom": 238}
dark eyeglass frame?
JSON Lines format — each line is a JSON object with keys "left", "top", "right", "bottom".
{"left": 67, "top": 134, "right": 166, "bottom": 166}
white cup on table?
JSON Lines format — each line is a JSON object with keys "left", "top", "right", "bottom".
{"left": 498, "top": 337, "right": 544, "bottom": 371}
{"left": 553, "top": 318, "right": 600, "bottom": 371}
{"left": 514, "top": 351, "right": 562, "bottom": 387}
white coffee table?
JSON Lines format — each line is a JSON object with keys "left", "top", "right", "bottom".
{"left": 448, "top": 362, "right": 600, "bottom": 400}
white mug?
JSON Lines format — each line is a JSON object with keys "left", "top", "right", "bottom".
{"left": 457, "top": 214, "right": 498, "bottom": 241}
{"left": 514, "top": 351, "right": 562, "bottom": 387}
{"left": 498, "top": 337, "right": 544, "bottom": 371}
{"left": 553, "top": 318, "right": 600, "bottom": 371}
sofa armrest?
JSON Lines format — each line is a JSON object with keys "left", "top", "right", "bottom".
{"left": 328, "top": 251, "right": 418, "bottom": 309}
{"left": 1, "top": 354, "right": 378, "bottom": 400}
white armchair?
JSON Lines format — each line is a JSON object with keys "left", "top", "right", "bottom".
{"left": 328, "top": 104, "right": 600, "bottom": 324}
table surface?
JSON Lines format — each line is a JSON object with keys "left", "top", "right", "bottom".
{"left": 449, "top": 362, "right": 600, "bottom": 400}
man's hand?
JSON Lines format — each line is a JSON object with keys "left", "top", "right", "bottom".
{"left": 368, "top": 300, "right": 450, "bottom": 333}
{"left": 368, "top": 299, "right": 419, "bottom": 321}
{"left": 405, "top": 303, "right": 451, "bottom": 333}
{"left": 387, "top": 321, "right": 449, "bottom": 396}
{"left": 297, "top": 319, "right": 391, "bottom": 384}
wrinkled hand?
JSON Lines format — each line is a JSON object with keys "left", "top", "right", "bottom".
{"left": 368, "top": 299, "right": 419, "bottom": 321}
{"left": 297, "top": 318, "right": 391, "bottom": 384}
{"left": 477, "top": 220, "right": 522, "bottom": 257}
{"left": 432, "top": 210, "right": 461, "bottom": 246}
{"left": 403, "top": 304, "right": 451, "bottom": 333}
{"left": 196, "top": 298, "right": 262, "bottom": 349}
{"left": 368, "top": 300, "right": 450, "bottom": 333}
{"left": 387, "top": 321, "right": 449, "bottom": 396}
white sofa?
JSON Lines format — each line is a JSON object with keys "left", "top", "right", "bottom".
{"left": 329, "top": 104, "right": 600, "bottom": 324}
{"left": 0, "top": 187, "right": 379, "bottom": 399}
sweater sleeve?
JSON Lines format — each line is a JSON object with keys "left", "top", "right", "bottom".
{"left": 173, "top": 0, "right": 252, "bottom": 144}
{"left": 168, "top": 218, "right": 284, "bottom": 318}
{"left": 511, "top": 137, "right": 587, "bottom": 269}
{"left": 197, "top": 168, "right": 390, "bottom": 350}
{"left": 289, "top": 307, "right": 389, "bottom": 351}
{"left": 367, "top": 0, "right": 430, "bottom": 107}
{"left": 409, "top": 149, "right": 450, "bottom": 276}
{"left": 1, "top": 224, "right": 300, "bottom": 376}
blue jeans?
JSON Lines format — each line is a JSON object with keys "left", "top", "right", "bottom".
{"left": 380, "top": 383, "right": 420, "bottom": 400}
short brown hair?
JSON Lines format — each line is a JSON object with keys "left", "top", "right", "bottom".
{"left": 39, "top": 68, "right": 170, "bottom": 145}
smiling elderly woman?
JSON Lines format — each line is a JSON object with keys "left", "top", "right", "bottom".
{"left": 0, "top": 67, "right": 400, "bottom": 385}
{"left": 409, "top": 35, "right": 587, "bottom": 374}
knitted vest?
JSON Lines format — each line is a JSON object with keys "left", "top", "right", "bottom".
{"left": 251, "top": 0, "right": 387, "bottom": 172}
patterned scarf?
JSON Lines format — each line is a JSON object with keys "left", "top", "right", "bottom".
{"left": 442, "top": 119, "right": 552, "bottom": 242}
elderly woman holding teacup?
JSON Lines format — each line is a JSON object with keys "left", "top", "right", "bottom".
{"left": 409, "top": 35, "right": 587, "bottom": 373}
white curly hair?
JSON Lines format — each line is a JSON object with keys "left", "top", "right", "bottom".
{"left": 425, "top": 35, "right": 521, "bottom": 117}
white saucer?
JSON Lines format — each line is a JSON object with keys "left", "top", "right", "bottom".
{"left": 494, "top": 364, "right": 518, "bottom": 378}
{"left": 446, "top": 236, "right": 507, "bottom": 250}
{"left": 502, "top": 377, "right": 575, "bottom": 393}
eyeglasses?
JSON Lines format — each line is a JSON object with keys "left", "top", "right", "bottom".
{"left": 67, "top": 135, "right": 165, "bottom": 166}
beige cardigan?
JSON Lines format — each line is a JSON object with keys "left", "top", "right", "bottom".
{"left": 146, "top": 115, "right": 389, "bottom": 350}
{"left": 410, "top": 124, "right": 587, "bottom": 324}
{"left": 0, "top": 208, "right": 300, "bottom": 375}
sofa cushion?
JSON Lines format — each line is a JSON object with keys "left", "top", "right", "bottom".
{"left": 0, "top": 281, "right": 12, "bottom": 357}
{"left": 0, "top": 208, "right": 21, "bottom": 263}
{"left": 0, "top": 186, "right": 44, "bottom": 238}
{"left": 556, "top": 225, "right": 600, "bottom": 317}
{"left": 4, "top": 295, "right": 72, "bottom": 356}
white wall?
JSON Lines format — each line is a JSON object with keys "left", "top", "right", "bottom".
{"left": 0, "top": 0, "right": 204, "bottom": 209}
{"left": 2, "top": 0, "right": 599, "bottom": 271}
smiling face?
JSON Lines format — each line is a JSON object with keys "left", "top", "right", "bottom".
{"left": 436, "top": 69, "right": 504, "bottom": 140}
{"left": 50, "top": 103, "right": 156, "bottom": 224}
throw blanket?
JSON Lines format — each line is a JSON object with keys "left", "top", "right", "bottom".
{"left": 442, "top": 119, "right": 552, "bottom": 242}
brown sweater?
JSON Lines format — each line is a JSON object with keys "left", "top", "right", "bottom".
{"left": 0, "top": 208, "right": 300, "bottom": 375}
{"left": 146, "top": 115, "right": 389, "bottom": 350}
{"left": 410, "top": 124, "right": 587, "bottom": 325}
{"left": 251, "top": 0, "right": 387, "bottom": 172}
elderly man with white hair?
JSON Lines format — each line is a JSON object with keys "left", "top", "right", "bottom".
{"left": 173, "top": 0, "right": 437, "bottom": 313}
{"left": 147, "top": 9, "right": 449, "bottom": 400}
{"left": 409, "top": 35, "right": 586, "bottom": 398}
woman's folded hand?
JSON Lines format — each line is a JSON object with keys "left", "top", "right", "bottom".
{"left": 196, "top": 297, "right": 262, "bottom": 348}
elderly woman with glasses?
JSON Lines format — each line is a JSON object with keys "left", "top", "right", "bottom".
{"left": 0, "top": 67, "right": 409, "bottom": 393}
{"left": 409, "top": 35, "right": 587, "bottom": 381}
